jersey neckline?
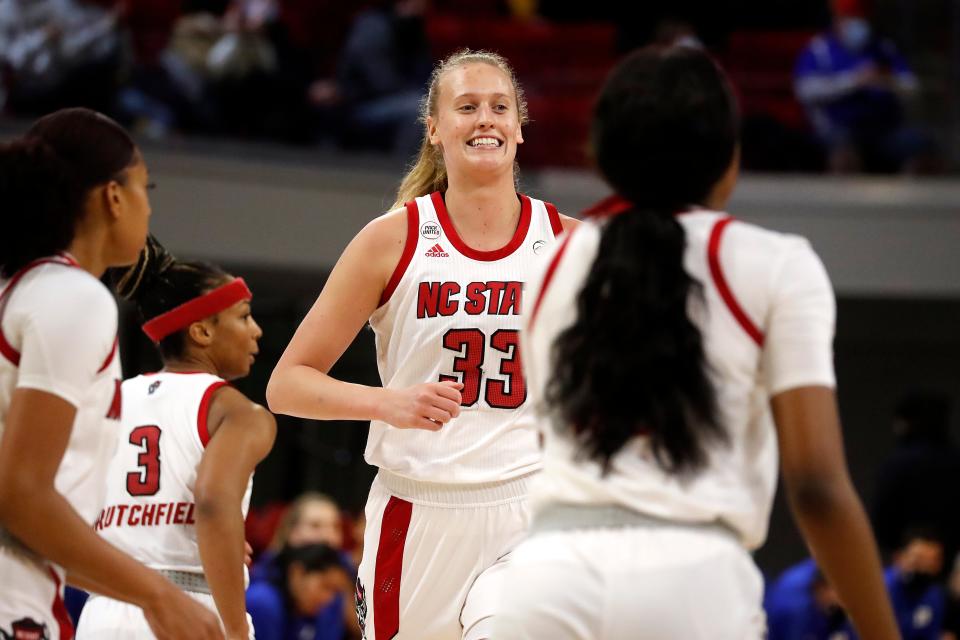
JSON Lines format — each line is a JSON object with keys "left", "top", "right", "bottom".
{"left": 430, "top": 191, "right": 532, "bottom": 262}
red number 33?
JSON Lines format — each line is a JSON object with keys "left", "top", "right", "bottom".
{"left": 440, "top": 328, "right": 526, "bottom": 409}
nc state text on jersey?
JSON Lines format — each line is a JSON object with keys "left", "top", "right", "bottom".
{"left": 417, "top": 281, "right": 524, "bottom": 318}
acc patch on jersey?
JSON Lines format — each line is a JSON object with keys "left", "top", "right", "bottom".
{"left": 0, "top": 617, "right": 50, "bottom": 640}
{"left": 355, "top": 577, "right": 368, "bottom": 639}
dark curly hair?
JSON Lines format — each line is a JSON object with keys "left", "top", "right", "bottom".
{"left": 0, "top": 108, "right": 137, "bottom": 277}
{"left": 112, "top": 235, "right": 230, "bottom": 360}
{"left": 547, "top": 46, "right": 740, "bottom": 474}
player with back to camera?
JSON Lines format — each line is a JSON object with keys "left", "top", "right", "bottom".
{"left": 493, "top": 45, "right": 899, "bottom": 639}
{"left": 76, "top": 236, "right": 276, "bottom": 640}
{"left": 267, "top": 49, "right": 577, "bottom": 640}
{"left": 0, "top": 108, "right": 223, "bottom": 639}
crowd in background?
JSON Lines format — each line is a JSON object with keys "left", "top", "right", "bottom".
{"left": 0, "top": 0, "right": 950, "bottom": 172}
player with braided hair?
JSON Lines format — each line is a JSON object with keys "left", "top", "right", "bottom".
{"left": 495, "top": 46, "right": 898, "bottom": 639}
{"left": 76, "top": 236, "right": 275, "bottom": 640}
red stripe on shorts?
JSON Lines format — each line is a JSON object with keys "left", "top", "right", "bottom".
{"left": 374, "top": 496, "right": 413, "bottom": 640}
{"left": 48, "top": 567, "right": 74, "bottom": 639}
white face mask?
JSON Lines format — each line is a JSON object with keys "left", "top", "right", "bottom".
{"left": 838, "top": 17, "right": 872, "bottom": 51}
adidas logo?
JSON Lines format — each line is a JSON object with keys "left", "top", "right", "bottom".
{"left": 424, "top": 243, "right": 449, "bottom": 257}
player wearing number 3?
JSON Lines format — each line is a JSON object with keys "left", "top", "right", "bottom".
{"left": 268, "top": 50, "right": 577, "bottom": 640}
{"left": 76, "top": 237, "right": 276, "bottom": 640}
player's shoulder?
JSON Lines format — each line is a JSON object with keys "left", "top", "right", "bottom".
{"left": 352, "top": 205, "right": 410, "bottom": 255}
{"left": 211, "top": 385, "right": 275, "bottom": 426}
{"left": 26, "top": 263, "right": 114, "bottom": 307}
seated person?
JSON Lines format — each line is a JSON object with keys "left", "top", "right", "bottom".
{"left": 247, "top": 543, "right": 348, "bottom": 640}
{"left": 886, "top": 528, "right": 947, "bottom": 640}
{"left": 794, "top": 0, "right": 935, "bottom": 173}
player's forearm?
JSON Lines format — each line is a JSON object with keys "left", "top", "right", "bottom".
{"left": 67, "top": 572, "right": 128, "bottom": 601}
{"left": 786, "top": 476, "right": 898, "bottom": 640}
{"left": 0, "top": 482, "right": 171, "bottom": 609}
{"left": 196, "top": 498, "right": 249, "bottom": 638}
{"left": 266, "top": 363, "right": 387, "bottom": 422}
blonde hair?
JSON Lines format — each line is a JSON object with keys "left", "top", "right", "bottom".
{"left": 392, "top": 49, "right": 529, "bottom": 209}
{"left": 269, "top": 492, "right": 339, "bottom": 552}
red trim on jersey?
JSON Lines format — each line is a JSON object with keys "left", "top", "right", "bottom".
{"left": 374, "top": 496, "right": 412, "bottom": 640}
{"left": 379, "top": 201, "right": 420, "bottom": 307}
{"left": 142, "top": 278, "right": 252, "bottom": 343}
{"left": 431, "top": 191, "right": 532, "bottom": 261}
{"left": 97, "top": 335, "right": 119, "bottom": 374}
{"left": 529, "top": 231, "right": 575, "bottom": 328}
{"left": 48, "top": 567, "right": 75, "bottom": 639}
{"left": 197, "top": 381, "right": 229, "bottom": 447}
{"left": 581, "top": 194, "right": 633, "bottom": 218}
{"left": 0, "top": 256, "right": 80, "bottom": 366}
{"left": 545, "top": 202, "right": 563, "bottom": 237}
{"left": 708, "top": 217, "right": 765, "bottom": 347}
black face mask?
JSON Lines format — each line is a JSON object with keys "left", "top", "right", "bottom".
{"left": 824, "top": 604, "right": 848, "bottom": 629}
{"left": 900, "top": 570, "right": 938, "bottom": 595}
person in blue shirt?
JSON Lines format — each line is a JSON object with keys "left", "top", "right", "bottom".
{"left": 766, "top": 559, "right": 856, "bottom": 639}
{"left": 886, "top": 528, "right": 947, "bottom": 640}
{"left": 793, "top": 0, "right": 935, "bottom": 173}
{"left": 249, "top": 493, "right": 360, "bottom": 640}
{"left": 247, "top": 543, "right": 349, "bottom": 640}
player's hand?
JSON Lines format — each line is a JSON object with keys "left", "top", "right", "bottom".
{"left": 244, "top": 541, "right": 254, "bottom": 567}
{"left": 143, "top": 584, "right": 224, "bottom": 640}
{"left": 382, "top": 381, "right": 463, "bottom": 431}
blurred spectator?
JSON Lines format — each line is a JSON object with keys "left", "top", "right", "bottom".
{"left": 250, "top": 493, "right": 360, "bottom": 640}
{"left": 765, "top": 559, "right": 855, "bottom": 639}
{"left": 114, "top": 0, "right": 223, "bottom": 137}
{"left": 247, "top": 543, "right": 349, "bottom": 640}
{"left": 793, "top": 0, "right": 937, "bottom": 173}
{"left": 314, "top": 0, "right": 430, "bottom": 156}
{"left": 0, "top": 0, "right": 122, "bottom": 115}
{"left": 943, "top": 553, "right": 960, "bottom": 640}
{"left": 872, "top": 391, "right": 960, "bottom": 560}
{"left": 885, "top": 527, "right": 946, "bottom": 639}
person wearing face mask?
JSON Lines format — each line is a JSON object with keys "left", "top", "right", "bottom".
{"left": 766, "top": 560, "right": 856, "bottom": 640}
{"left": 793, "top": 0, "right": 936, "bottom": 173}
{"left": 886, "top": 528, "right": 947, "bottom": 640}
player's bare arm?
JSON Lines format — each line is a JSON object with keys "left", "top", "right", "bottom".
{"left": 267, "top": 208, "right": 462, "bottom": 429}
{"left": 773, "top": 386, "right": 899, "bottom": 640}
{"left": 196, "top": 386, "right": 277, "bottom": 640}
{"left": 0, "top": 388, "right": 224, "bottom": 640}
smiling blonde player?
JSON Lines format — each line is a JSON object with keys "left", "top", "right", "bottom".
{"left": 268, "top": 50, "right": 577, "bottom": 640}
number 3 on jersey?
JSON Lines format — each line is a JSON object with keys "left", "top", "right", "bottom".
{"left": 126, "top": 425, "right": 161, "bottom": 496}
{"left": 440, "top": 328, "right": 526, "bottom": 409}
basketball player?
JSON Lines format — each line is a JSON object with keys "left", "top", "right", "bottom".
{"left": 267, "top": 50, "right": 577, "bottom": 640}
{"left": 494, "top": 46, "right": 898, "bottom": 639}
{"left": 76, "top": 237, "right": 276, "bottom": 640}
{"left": 0, "top": 109, "right": 222, "bottom": 639}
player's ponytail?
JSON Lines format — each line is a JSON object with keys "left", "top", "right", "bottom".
{"left": 392, "top": 49, "right": 528, "bottom": 209}
{"left": 547, "top": 45, "right": 739, "bottom": 474}
{"left": 0, "top": 108, "right": 137, "bottom": 278}
{"left": 114, "top": 235, "right": 229, "bottom": 359}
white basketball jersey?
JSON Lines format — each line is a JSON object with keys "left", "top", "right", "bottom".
{"left": 367, "top": 191, "right": 564, "bottom": 483}
{"left": 525, "top": 210, "right": 836, "bottom": 549}
{"left": 0, "top": 256, "right": 122, "bottom": 528}
{"left": 95, "top": 372, "right": 252, "bottom": 572}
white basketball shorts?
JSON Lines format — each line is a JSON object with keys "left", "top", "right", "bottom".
{"left": 493, "top": 521, "right": 766, "bottom": 639}
{"left": 0, "top": 547, "right": 72, "bottom": 640}
{"left": 355, "top": 470, "right": 532, "bottom": 640}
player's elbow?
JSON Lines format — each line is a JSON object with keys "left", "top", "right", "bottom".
{"left": 265, "top": 367, "right": 288, "bottom": 415}
{"left": 783, "top": 470, "right": 852, "bottom": 521}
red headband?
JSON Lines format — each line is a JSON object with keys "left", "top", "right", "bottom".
{"left": 142, "top": 278, "right": 253, "bottom": 343}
